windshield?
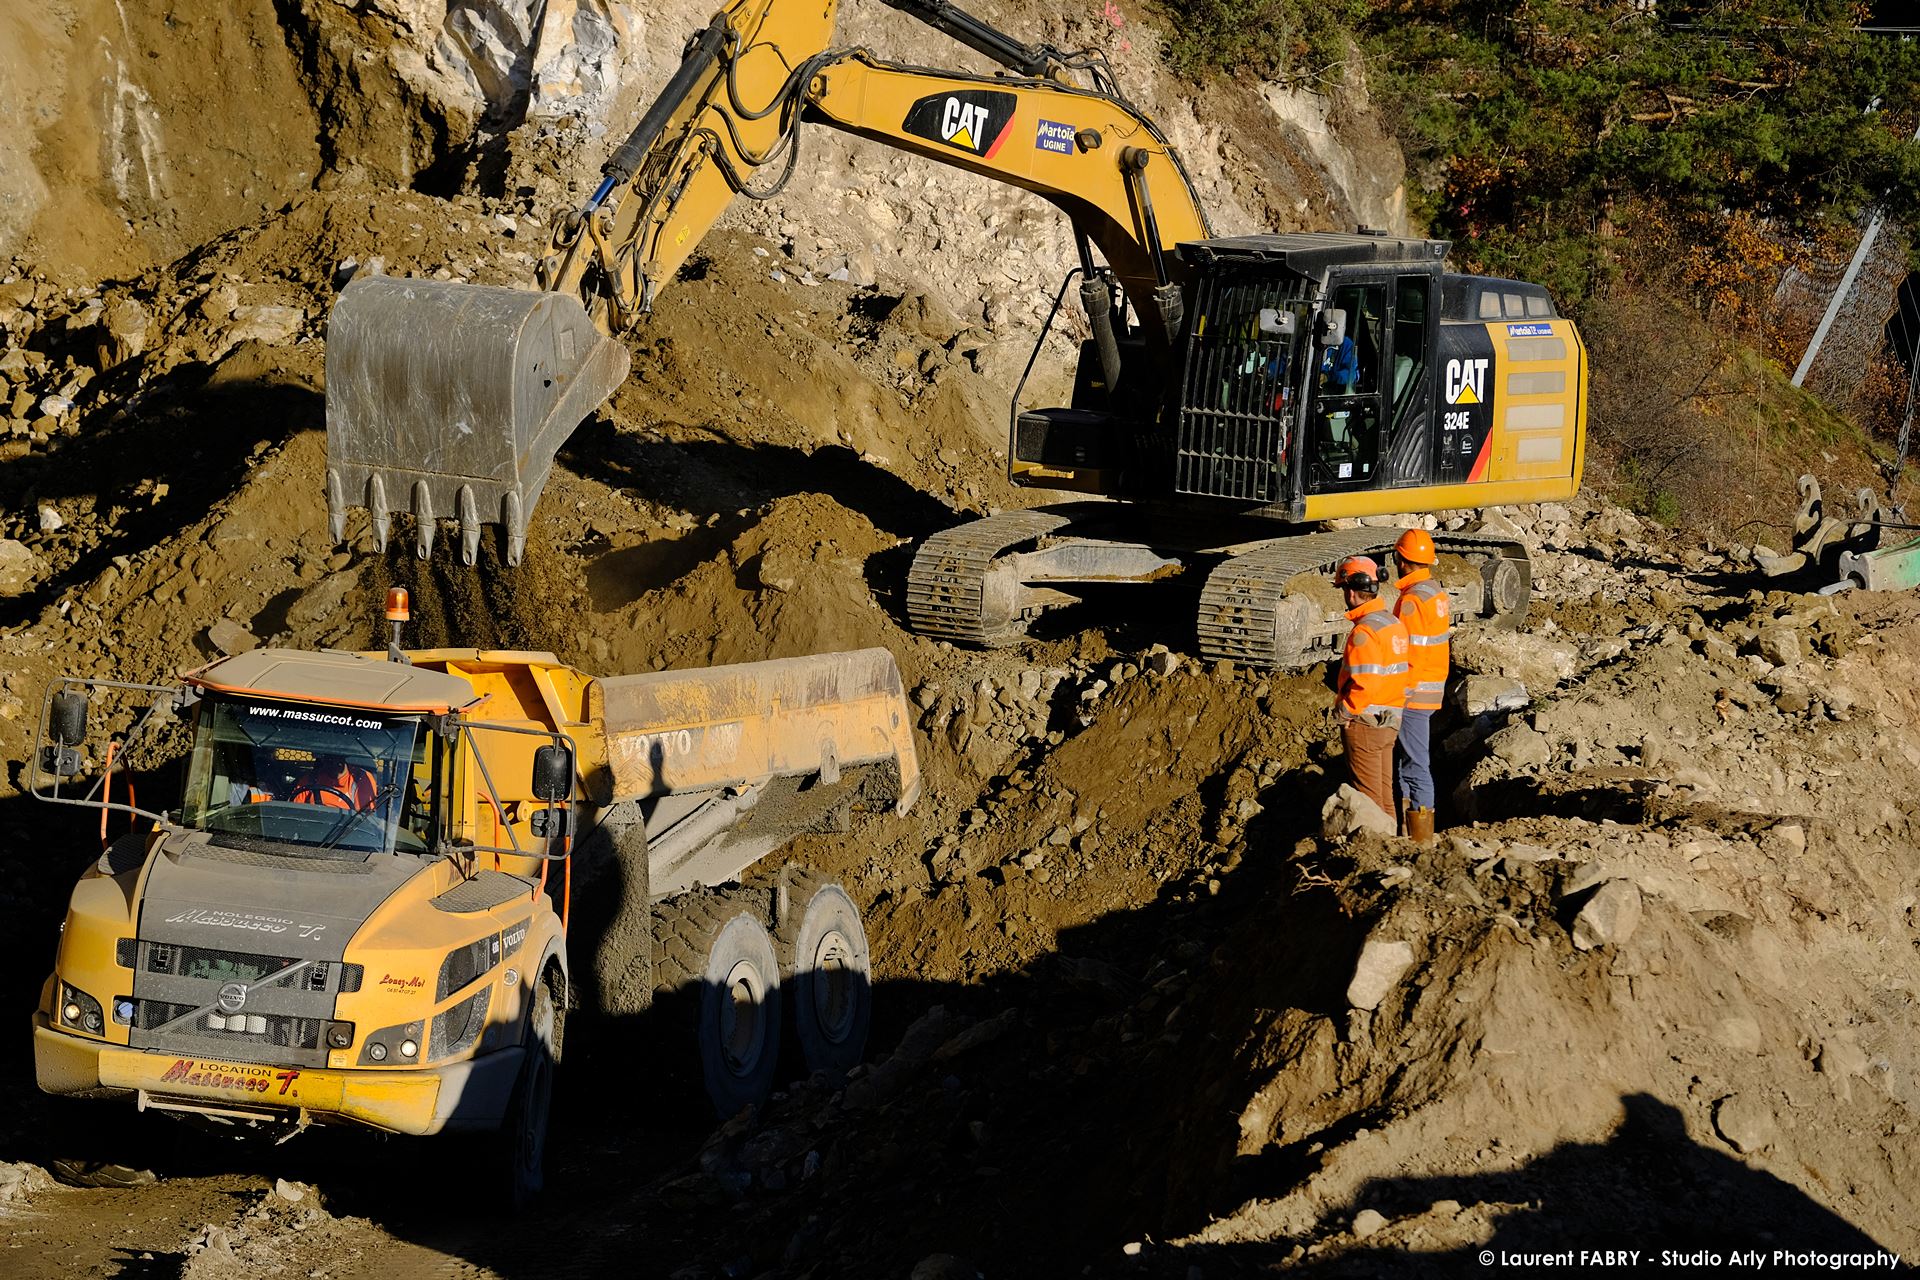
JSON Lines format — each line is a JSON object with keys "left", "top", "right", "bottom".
{"left": 180, "top": 697, "right": 438, "bottom": 856}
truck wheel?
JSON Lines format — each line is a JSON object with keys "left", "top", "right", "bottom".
{"left": 776, "top": 872, "right": 872, "bottom": 1081}
{"left": 503, "top": 979, "right": 557, "bottom": 1210}
{"left": 654, "top": 890, "right": 784, "bottom": 1119}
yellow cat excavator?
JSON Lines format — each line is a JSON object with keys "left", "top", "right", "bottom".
{"left": 326, "top": 0, "right": 1587, "bottom": 667}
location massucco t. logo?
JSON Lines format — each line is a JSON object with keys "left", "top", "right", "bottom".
{"left": 901, "top": 90, "right": 1017, "bottom": 159}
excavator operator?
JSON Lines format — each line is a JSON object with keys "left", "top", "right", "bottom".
{"left": 289, "top": 754, "right": 378, "bottom": 811}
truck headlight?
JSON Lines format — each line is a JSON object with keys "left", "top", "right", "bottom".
{"left": 359, "top": 1020, "right": 424, "bottom": 1066}
{"left": 60, "top": 984, "right": 104, "bottom": 1035}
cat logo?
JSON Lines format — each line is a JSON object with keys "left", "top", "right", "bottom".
{"left": 901, "top": 90, "right": 1017, "bottom": 159}
{"left": 1445, "top": 357, "right": 1489, "bottom": 405}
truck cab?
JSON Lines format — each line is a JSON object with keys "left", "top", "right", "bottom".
{"left": 32, "top": 647, "right": 573, "bottom": 1199}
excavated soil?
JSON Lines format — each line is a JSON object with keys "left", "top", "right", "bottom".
{"left": 0, "top": 12, "right": 1915, "bottom": 1280}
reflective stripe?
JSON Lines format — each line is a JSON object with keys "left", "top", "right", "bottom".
{"left": 1411, "top": 581, "right": 1446, "bottom": 600}
{"left": 1349, "top": 662, "right": 1410, "bottom": 675}
{"left": 1412, "top": 681, "right": 1446, "bottom": 693}
{"left": 1408, "top": 631, "right": 1452, "bottom": 645}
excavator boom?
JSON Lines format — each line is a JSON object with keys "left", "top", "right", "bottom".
{"left": 325, "top": 0, "right": 1208, "bottom": 562}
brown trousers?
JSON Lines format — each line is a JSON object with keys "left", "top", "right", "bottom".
{"left": 1343, "top": 718, "right": 1400, "bottom": 820}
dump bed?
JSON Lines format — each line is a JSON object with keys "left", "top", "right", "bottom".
{"left": 392, "top": 646, "right": 918, "bottom": 811}
{"left": 592, "top": 648, "right": 919, "bottom": 813}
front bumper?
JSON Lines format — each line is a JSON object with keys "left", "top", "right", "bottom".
{"left": 33, "top": 1015, "right": 523, "bottom": 1136}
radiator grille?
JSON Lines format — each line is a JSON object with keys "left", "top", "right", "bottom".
{"left": 129, "top": 999, "right": 324, "bottom": 1051}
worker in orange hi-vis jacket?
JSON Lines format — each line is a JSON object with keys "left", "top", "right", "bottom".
{"left": 1391, "top": 529, "right": 1451, "bottom": 846}
{"left": 1332, "top": 556, "right": 1410, "bottom": 821}
{"left": 290, "top": 753, "right": 379, "bottom": 811}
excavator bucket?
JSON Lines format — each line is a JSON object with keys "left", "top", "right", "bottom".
{"left": 324, "top": 276, "right": 631, "bottom": 565}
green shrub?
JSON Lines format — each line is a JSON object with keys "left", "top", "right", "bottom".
{"left": 1156, "top": 0, "right": 1367, "bottom": 82}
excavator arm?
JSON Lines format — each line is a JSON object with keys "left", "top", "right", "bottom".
{"left": 325, "top": 0, "right": 1209, "bottom": 563}
{"left": 554, "top": 3, "right": 1209, "bottom": 341}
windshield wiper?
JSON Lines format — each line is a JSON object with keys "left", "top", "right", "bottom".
{"left": 318, "top": 784, "right": 402, "bottom": 852}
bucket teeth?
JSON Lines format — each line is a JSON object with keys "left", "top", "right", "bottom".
{"left": 458, "top": 485, "right": 480, "bottom": 566}
{"left": 368, "top": 475, "right": 391, "bottom": 553}
{"left": 504, "top": 493, "right": 525, "bottom": 567}
{"left": 412, "top": 482, "right": 435, "bottom": 560}
{"left": 326, "top": 469, "right": 347, "bottom": 544}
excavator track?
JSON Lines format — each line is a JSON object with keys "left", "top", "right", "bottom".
{"left": 904, "top": 507, "right": 1078, "bottom": 646}
{"left": 1196, "top": 529, "right": 1531, "bottom": 669}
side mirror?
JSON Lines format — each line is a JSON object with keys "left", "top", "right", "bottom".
{"left": 1315, "top": 308, "right": 1348, "bottom": 348}
{"left": 1257, "top": 307, "right": 1297, "bottom": 337}
{"left": 530, "top": 744, "right": 572, "bottom": 804}
{"left": 50, "top": 690, "right": 88, "bottom": 746}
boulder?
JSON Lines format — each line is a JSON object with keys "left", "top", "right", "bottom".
{"left": 205, "top": 620, "right": 259, "bottom": 657}
{"left": 1474, "top": 509, "right": 1523, "bottom": 538}
{"left": 1486, "top": 723, "right": 1550, "bottom": 769}
{"left": 1455, "top": 674, "right": 1529, "bottom": 716}
{"left": 221, "top": 304, "right": 305, "bottom": 349}
{"left": 0, "top": 540, "right": 39, "bottom": 595}
{"left": 1571, "top": 880, "right": 1642, "bottom": 951}
{"left": 1755, "top": 625, "right": 1802, "bottom": 667}
{"left": 1346, "top": 939, "right": 1415, "bottom": 1011}
{"left": 99, "top": 299, "right": 151, "bottom": 365}
{"left": 1712, "top": 1014, "right": 1763, "bottom": 1055}
{"left": 1322, "top": 784, "right": 1396, "bottom": 840}
{"left": 1815, "top": 1031, "right": 1868, "bottom": 1080}
{"left": 1352, "top": 1208, "right": 1389, "bottom": 1239}
{"left": 1712, "top": 1093, "right": 1776, "bottom": 1155}
{"left": 0, "top": 1162, "right": 51, "bottom": 1204}
{"left": 286, "top": 571, "right": 358, "bottom": 628}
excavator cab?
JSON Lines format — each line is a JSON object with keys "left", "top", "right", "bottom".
{"left": 1164, "top": 234, "right": 1452, "bottom": 513}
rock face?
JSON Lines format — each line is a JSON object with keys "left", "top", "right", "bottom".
{"left": 0, "top": 1, "right": 321, "bottom": 276}
{"left": 279, "top": 0, "right": 1409, "bottom": 337}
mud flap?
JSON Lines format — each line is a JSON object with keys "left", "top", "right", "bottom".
{"left": 324, "top": 276, "right": 631, "bottom": 565}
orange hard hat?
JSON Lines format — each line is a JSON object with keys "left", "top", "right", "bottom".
{"left": 1336, "top": 556, "right": 1380, "bottom": 589}
{"left": 1395, "top": 528, "right": 1437, "bottom": 565}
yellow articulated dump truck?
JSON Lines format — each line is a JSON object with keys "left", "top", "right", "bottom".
{"left": 27, "top": 591, "right": 918, "bottom": 1204}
